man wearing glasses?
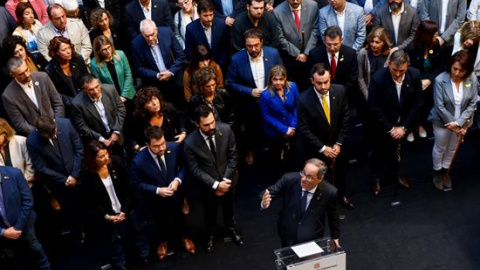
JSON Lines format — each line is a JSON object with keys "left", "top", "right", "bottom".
{"left": 260, "top": 158, "right": 340, "bottom": 248}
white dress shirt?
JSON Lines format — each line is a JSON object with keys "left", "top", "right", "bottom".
{"left": 335, "top": 6, "right": 346, "bottom": 37}
{"left": 150, "top": 42, "right": 167, "bottom": 73}
{"left": 390, "top": 3, "right": 404, "bottom": 44}
{"left": 100, "top": 174, "right": 122, "bottom": 214}
{"left": 249, "top": 50, "right": 265, "bottom": 89}
{"left": 17, "top": 80, "right": 39, "bottom": 108}
{"left": 440, "top": 0, "right": 449, "bottom": 34}
{"left": 451, "top": 80, "right": 464, "bottom": 119}
{"left": 140, "top": 0, "right": 152, "bottom": 20}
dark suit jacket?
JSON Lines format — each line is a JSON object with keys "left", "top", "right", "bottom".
{"left": 131, "top": 26, "right": 186, "bottom": 87}
{"left": 2, "top": 72, "right": 65, "bottom": 136}
{"left": 308, "top": 44, "right": 359, "bottom": 95}
{"left": 298, "top": 85, "right": 349, "bottom": 157}
{"left": 211, "top": 0, "right": 245, "bottom": 18}
{"left": 26, "top": 118, "right": 84, "bottom": 187}
{"left": 232, "top": 10, "right": 282, "bottom": 51}
{"left": 71, "top": 84, "right": 126, "bottom": 142}
{"left": 368, "top": 67, "right": 423, "bottom": 132}
{"left": 0, "top": 166, "right": 35, "bottom": 233}
{"left": 124, "top": 0, "right": 175, "bottom": 40}
{"left": 265, "top": 172, "right": 340, "bottom": 246}
{"left": 185, "top": 17, "right": 230, "bottom": 71}
{"left": 183, "top": 123, "right": 238, "bottom": 189}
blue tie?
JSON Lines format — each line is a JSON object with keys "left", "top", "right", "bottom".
{"left": 300, "top": 190, "right": 308, "bottom": 214}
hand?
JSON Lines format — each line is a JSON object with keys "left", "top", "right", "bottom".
{"left": 120, "top": 96, "right": 127, "bottom": 103}
{"left": 2, "top": 227, "right": 22, "bottom": 239}
{"left": 158, "top": 71, "right": 172, "bottom": 81}
{"left": 65, "top": 176, "right": 77, "bottom": 187}
{"left": 456, "top": 127, "right": 467, "bottom": 136}
{"left": 463, "top": 38, "right": 474, "bottom": 48}
{"left": 365, "top": 13, "right": 374, "bottom": 26}
{"left": 261, "top": 189, "right": 272, "bottom": 209}
{"left": 168, "top": 179, "right": 180, "bottom": 192}
{"left": 333, "top": 144, "right": 341, "bottom": 156}
{"left": 323, "top": 146, "right": 338, "bottom": 159}
{"left": 444, "top": 122, "right": 459, "bottom": 132}
{"left": 251, "top": 88, "right": 262, "bottom": 97}
{"left": 109, "top": 133, "right": 120, "bottom": 143}
{"left": 102, "top": 138, "right": 112, "bottom": 147}
{"left": 217, "top": 179, "right": 231, "bottom": 193}
{"left": 390, "top": 47, "right": 399, "bottom": 54}
{"left": 111, "top": 212, "right": 126, "bottom": 224}
{"left": 157, "top": 187, "right": 174, "bottom": 197}
{"left": 265, "top": 3, "right": 274, "bottom": 12}
{"left": 436, "top": 36, "right": 445, "bottom": 46}
{"left": 225, "top": 16, "right": 235, "bottom": 26}
{"left": 296, "top": 53, "right": 307, "bottom": 63}
{"left": 421, "top": 79, "right": 431, "bottom": 90}
{"left": 285, "top": 127, "right": 295, "bottom": 138}
{"left": 174, "top": 132, "right": 187, "bottom": 144}
{"left": 390, "top": 127, "right": 405, "bottom": 140}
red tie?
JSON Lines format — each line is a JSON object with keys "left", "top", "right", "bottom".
{"left": 330, "top": 54, "right": 337, "bottom": 81}
{"left": 293, "top": 9, "right": 300, "bottom": 31}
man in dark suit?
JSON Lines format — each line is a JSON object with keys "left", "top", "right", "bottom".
{"left": 183, "top": 105, "right": 243, "bottom": 252}
{"left": 2, "top": 57, "right": 64, "bottom": 136}
{"left": 261, "top": 158, "right": 340, "bottom": 247}
{"left": 297, "top": 63, "right": 352, "bottom": 209}
{"left": 71, "top": 74, "right": 126, "bottom": 148}
{"left": 125, "top": 0, "right": 175, "bottom": 40}
{"left": 131, "top": 19, "right": 186, "bottom": 108}
{"left": 131, "top": 126, "right": 194, "bottom": 260}
{"left": 0, "top": 166, "right": 50, "bottom": 270}
{"left": 211, "top": 0, "right": 245, "bottom": 26}
{"left": 185, "top": 0, "right": 230, "bottom": 72}
{"left": 368, "top": 50, "right": 422, "bottom": 195}
{"left": 26, "top": 116, "right": 85, "bottom": 244}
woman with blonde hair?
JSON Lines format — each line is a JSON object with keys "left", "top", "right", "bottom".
{"left": 452, "top": 21, "right": 480, "bottom": 71}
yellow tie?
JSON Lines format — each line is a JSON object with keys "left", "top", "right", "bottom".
{"left": 322, "top": 94, "right": 330, "bottom": 124}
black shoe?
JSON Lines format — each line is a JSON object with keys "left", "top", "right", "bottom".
{"left": 341, "top": 196, "right": 355, "bottom": 210}
{"left": 206, "top": 235, "right": 214, "bottom": 253}
{"left": 230, "top": 230, "right": 244, "bottom": 247}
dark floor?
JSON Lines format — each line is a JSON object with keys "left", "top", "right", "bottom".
{"left": 38, "top": 129, "right": 480, "bottom": 270}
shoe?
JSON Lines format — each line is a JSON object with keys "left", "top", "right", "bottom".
{"left": 406, "top": 132, "right": 414, "bottom": 142}
{"left": 206, "top": 235, "right": 214, "bottom": 253}
{"left": 182, "top": 238, "right": 196, "bottom": 254}
{"left": 433, "top": 170, "right": 443, "bottom": 190}
{"left": 182, "top": 198, "right": 190, "bottom": 215}
{"left": 157, "top": 242, "right": 168, "bottom": 260}
{"left": 372, "top": 179, "right": 381, "bottom": 197}
{"left": 341, "top": 196, "right": 355, "bottom": 210}
{"left": 398, "top": 176, "right": 411, "bottom": 189}
{"left": 443, "top": 173, "right": 452, "bottom": 190}
{"left": 50, "top": 197, "right": 61, "bottom": 211}
{"left": 418, "top": 126, "right": 427, "bottom": 138}
{"left": 230, "top": 230, "right": 244, "bottom": 247}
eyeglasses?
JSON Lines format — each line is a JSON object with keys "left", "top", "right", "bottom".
{"left": 176, "top": 0, "right": 190, "bottom": 7}
{"left": 100, "top": 45, "right": 112, "bottom": 53}
{"left": 300, "top": 171, "right": 318, "bottom": 182}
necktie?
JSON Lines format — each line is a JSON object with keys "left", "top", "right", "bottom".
{"left": 322, "top": 94, "right": 330, "bottom": 124}
{"left": 293, "top": 9, "right": 300, "bottom": 31}
{"left": 52, "top": 138, "right": 61, "bottom": 156}
{"left": 157, "top": 155, "right": 167, "bottom": 177}
{"left": 300, "top": 190, "right": 308, "bottom": 214}
{"left": 330, "top": 54, "right": 337, "bottom": 81}
{"left": 208, "top": 136, "right": 216, "bottom": 160}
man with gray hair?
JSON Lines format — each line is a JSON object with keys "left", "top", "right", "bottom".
{"left": 368, "top": 49, "right": 422, "bottom": 195}
{"left": 261, "top": 158, "right": 340, "bottom": 247}
{"left": 2, "top": 57, "right": 64, "bottom": 136}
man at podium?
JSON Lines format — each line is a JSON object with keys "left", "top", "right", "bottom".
{"left": 261, "top": 158, "right": 340, "bottom": 247}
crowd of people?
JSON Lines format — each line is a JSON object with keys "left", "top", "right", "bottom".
{"left": 0, "top": 0, "right": 479, "bottom": 269}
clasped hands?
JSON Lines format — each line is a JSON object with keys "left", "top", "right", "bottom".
{"left": 103, "top": 133, "right": 119, "bottom": 147}
{"left": 106, "top": 212, "right": 126, "bottom": 224}
{"left": 445, "top": 122, "right": 467, "bottom": 136}
{"left": 215, "top": 178, "right": 232, "bottom": 197}
{"left": 158, "top": 180, "right": 180, "bottom": 198}
{"left": 323, "top": 144, "right": 341, "bottom": 159}
{"left": 2, "top": 227, "right": 22, "bottom": 240}
{"left": 390, "top": 126, "right": 405, "bottom": 140}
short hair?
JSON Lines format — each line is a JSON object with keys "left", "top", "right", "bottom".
{"left": 7, "top": 56, "right": 25, "bottom": 73}
{"left": 48, "top": 36, "right": 76, "bottom": 59}
{"left": 305, "top": 158, "right": 328, "bottom": 178}
{"left": 194, "top": 104, "right": 214, "bottom": 123}
{"left": 47, "top": 4, "right": 65, "bottom": 18}
{"left": 93, "top": 35, "right": 119, "bottom": 65}
{"left": 2, "top": 35, "right": 32, "bottom": 61}
{"left": 81, "top": 74, "right": 98, "bottom": 88}
{"left": 187, "top": 44, "right": 212, "bottom": 74}
{"left": 310, "top": 62, "right": 330, "bottom": 77}
{"left": 197, "top": 0, "right": 214, "bottom": 14}
{"left": 134, "top": 86, "right": 166, "bottom": 119}
{"left": 246, "top": 0, "right": 265, "bottom": 5}
{"left": 139, "top": 19, "right": 156, "bottom": 34}
{"left": 15, "top": 2, "right": 39, "bottom": 27}
{"left": 366, "top": 26, "right": 391, "bottom": 56}
{"left": 244, "top": 28, "right": 263, "bottom": 41}
{"left": 324, "top": 26, "right": 342, "bottom": 40}
{"left": 194, "top": 67, "right": 217, "bottom": 90}
{"left": 144, "top": 126, "right": 165, "bottom": 142}
{"left": 448, "top": 51, "right": 474, "bottom": 79}
{"left": 389, "top": 49, "right": 410, "bottom": 67}
{"left": 35, "top": 116, "right": 56, "bottom": 136}
{"left": 84, "top": 140, "right": 109, "bottom": 172}
{"left": 0, "top": 118, "right": 15, "bottom": 139}
{"left": 267, "top": 65, "right": 290, "bottom": 95}
{"left": 89, "top": 7, "right": 114, "bottom": 30}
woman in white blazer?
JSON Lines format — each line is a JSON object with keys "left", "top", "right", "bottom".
{"left": 429, "top": 51, "right": 479, "bottom": 190}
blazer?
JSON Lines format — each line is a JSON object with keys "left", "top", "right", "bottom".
{"left": 357, "top": 48, "right": 389, "bottom": 99}
{"left": 125, "top": 0, "right": 175, "bottom": 40}
{"left": 0, "top": 7, "right": 15, "bottom": 45}
{"left": 298, "top": 85, "right": 349, "bottom": 156}
{"left": 232, "top": 10, "right": 282, "bottom": 51}
{"left": 173, "top": 7, "right": 198, "bottom": 49}
{"left": 318, "top": 2, "right": 366, "bottom": 51}
{"left": 211, "top": 0, "right": 244, "bottom": 18}
{"left": 71, "top": 84, "right": 127, "bottom": 142}
{"left": 368, "top": 67, "right": 423, "bottom": 132}
{"left": 185, "top": 17, "right": 230, "bottom": 71}
{"left": 26, "top": 118, "right": 84, "bottom": 187}
{"left": 467, "top": 0, "right": 480, "bottom": 21}
{"left": 274, "top": 0, "right": 320, "bottom": 58}
{"left": 265, "top": 172, "right": 340, "bottom": 246}
{"left": 428, "top": 72, "right": 479, "bottom": 127}
{"left": 90, "top": 50, "right": 136, "bottom": 100}
{"left": 131, "top": 26, "right": 186, "bottom": 87}
{"left": 259, "top": 83, "right": 299, "bottom": 138}
{"left": 2, "top": 72, "right": 65, "bottom": 136}
{"left": 36, "top": 18, "right": 92, "bottom": 62}
{"left": 0, "top": 166, "right": 35, "bottom": 233}
{"left": 408, "top": 43, "right": 446, "bottom": 83}
{"left": 89, "top": 28, "right": 121, "bottom": 50}
{"left": 373, "top": 3, "right": 420, "bottom": 50}
{"left": 308, "top": 44, "right": 359, "bottom": 95}
{"left": 354, "top": 0, "right": 386, "bottom": 16}
{"left": 188, "top": 89, "right": 235, "bottom": 127}
{"left": 0, "top": 135, "right": 34, "bottom": 185}
{"left": 421, "top": 0, "right": 466, "bottom": 45}
{"left": 183, "top": 122, "right": 238, "bottom": 188}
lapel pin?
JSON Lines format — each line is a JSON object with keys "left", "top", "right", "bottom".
{"left": 332, "top": 96, "right": 336, "bottom": 100}
{"left": 167, "top": 150, "right": 171, "bottom": 154}
{"left": 35, "top": 81, "right": 39, "bottom": 86}
{"left": 339, "top": 56, "right": 344, "bottom": 62}
{"left": 154, "top": 5, "right": 157, "bottom": 8}
{"left": 406, "top": 84, "right": 409, "bottom": 87}
{"left": 3, "top": 175, "right": 9, "bottom": 180}
{"left": 265, "top": 58, "right": 268, "bottom": 62}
